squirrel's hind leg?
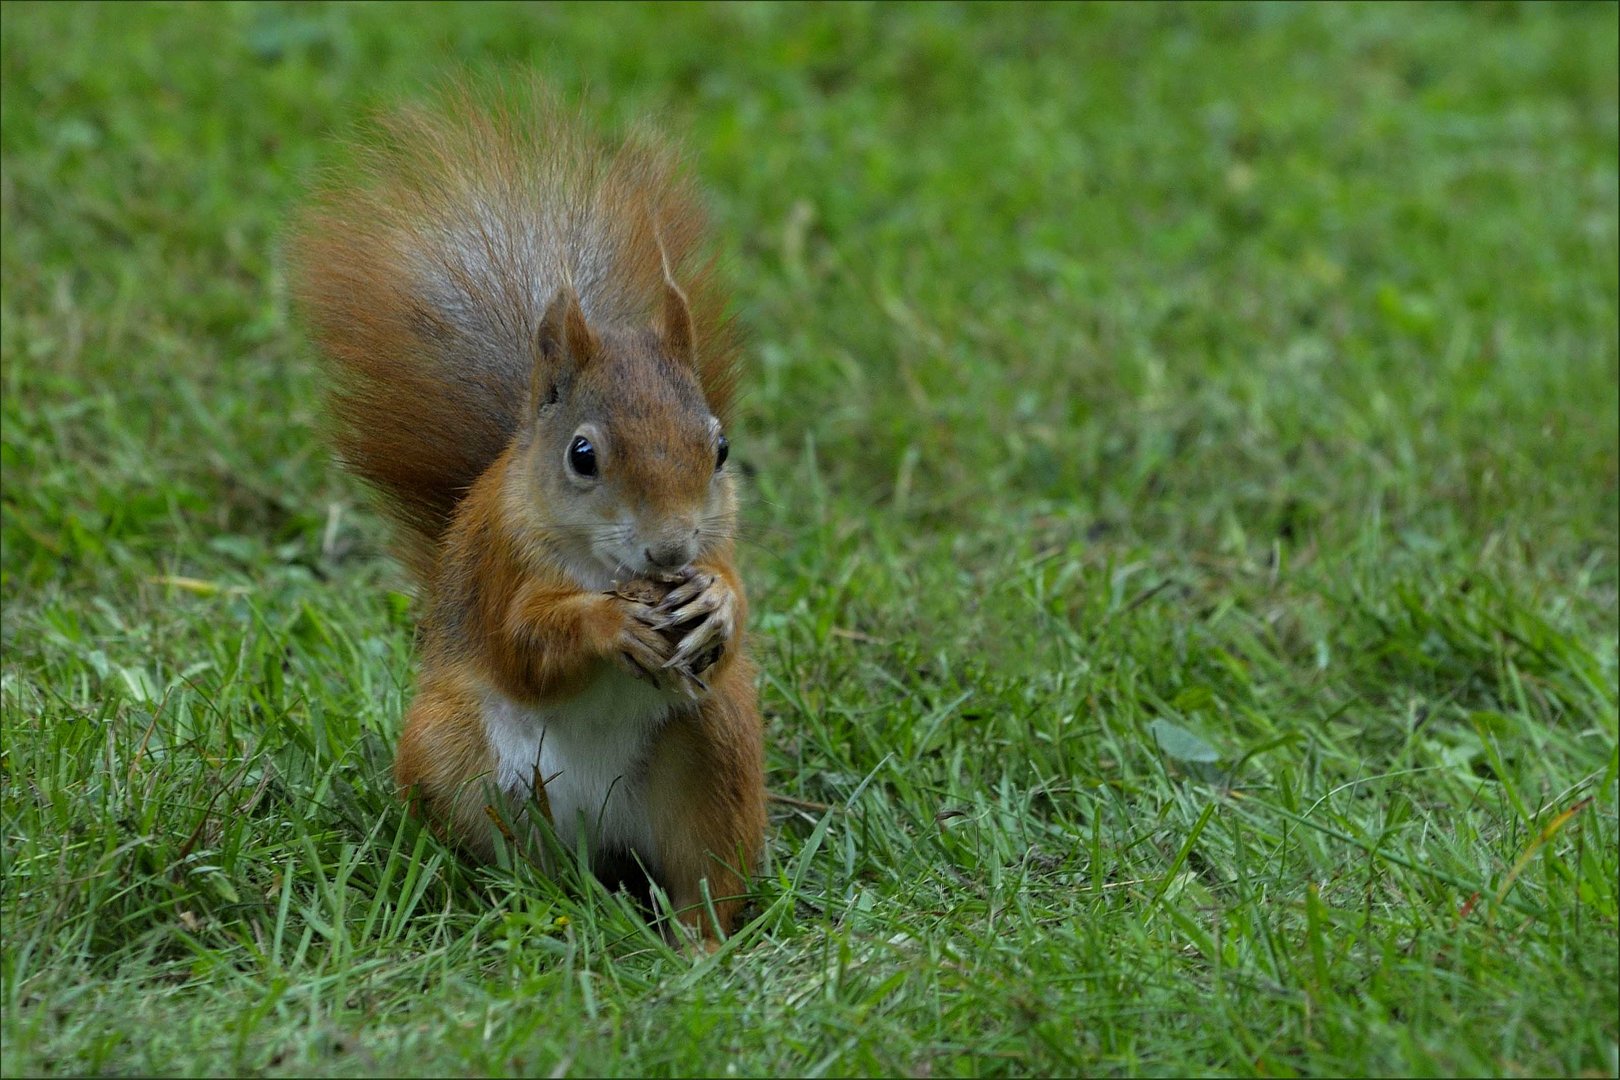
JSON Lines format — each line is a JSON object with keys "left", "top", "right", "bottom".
{"left": 643, "top": 660, "right": 766, "bottom": 942}
{"left": 394, "top": 678, "right": 507, "bottom": 862}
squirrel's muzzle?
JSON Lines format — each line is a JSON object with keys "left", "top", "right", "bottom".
{"left": 644, "top": 538, "right": 698, "bottom": 571}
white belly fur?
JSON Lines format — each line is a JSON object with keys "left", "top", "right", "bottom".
{"left": 481, "top": 670, "right": 677, "bottom": 865}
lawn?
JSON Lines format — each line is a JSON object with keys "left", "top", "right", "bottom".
{"left": 2, "top": 2, "right": 1616, "bottom": 1076}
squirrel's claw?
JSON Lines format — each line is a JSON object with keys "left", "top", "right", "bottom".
{"left": 604, "top": 569, "right": 733, "bottom": 693}
{"left": 620, "top": 650, "right": 656, "bottom": 682}
{"left": 612, "top": 589, "right": 721, "bottom": 697}
{"left": 617, "top": 636, "right": 670, "bottom": 687}
{"left": 663, "top": 598, "right": 734, "bottom": 677}
{"left": 614, "top": 597, "right": 681, "bottom": 689}
{"left": 655, "top": 572, "right": 714, "bottom": 615}
{"left": 654, "top": 593, "right": 722, "bottom": 633}
{"left": 660, "top": 657, "right": 711, "bottom": 702}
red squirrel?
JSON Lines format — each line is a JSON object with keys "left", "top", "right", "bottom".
{"left": 288, "top": 85, "right": 765, "bottom": 940}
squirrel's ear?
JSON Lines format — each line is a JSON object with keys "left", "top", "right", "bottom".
{"left": 535, "top": 286, "right": 599, "bottom": 370}
{"left": 659, "top": 274, "right": 696, "bottom": 367}
{"left": 531, "top": 286, "right": 596, "bottom": 412}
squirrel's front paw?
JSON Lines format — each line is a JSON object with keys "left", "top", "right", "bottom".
{"left": 610, "top": 595, "right": 682, "bottom": 690}
{"left": 653, "top": 571, "right": 736, "bottom": 683}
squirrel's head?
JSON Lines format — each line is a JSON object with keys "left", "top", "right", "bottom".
{"left": 516, "top": 281, "right": 735, "bottom": 584}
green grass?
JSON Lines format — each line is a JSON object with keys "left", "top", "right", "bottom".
{"left": 3, "top": 2, "right": 1617, "bottom": 1075}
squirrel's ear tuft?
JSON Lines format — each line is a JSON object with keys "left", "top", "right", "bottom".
{"left": 535, "top": 285, "right": 599, "bottom": 369}
{"left": 659, "top": 274, "right": 696, "bottom": 367}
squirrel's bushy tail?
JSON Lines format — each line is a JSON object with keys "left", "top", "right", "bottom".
{"left": 288, "top": 81, "right": 738, "bottom": 581}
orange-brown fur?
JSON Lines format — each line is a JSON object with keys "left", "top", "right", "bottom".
{"left": 646, "top": 655, "right": 767, "bottom": 936}
{"left": 289, "top": 82, "right": 763, "bottom": 940}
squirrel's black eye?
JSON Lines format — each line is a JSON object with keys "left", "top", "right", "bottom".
{"left": 715, "top": 434, "right": 729, "bottom": 471}
{"left": 568, "top": 436, "right": 597, "bottom": 477}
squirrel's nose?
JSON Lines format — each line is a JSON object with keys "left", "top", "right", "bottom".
{"left": 645, "top": 541, "right": 695, "bottom": 571}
